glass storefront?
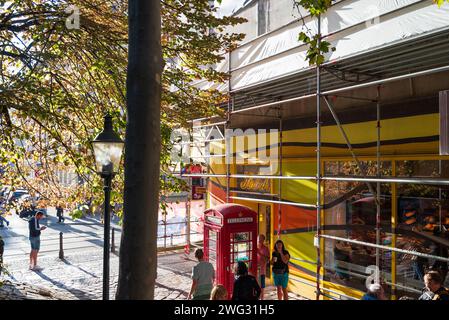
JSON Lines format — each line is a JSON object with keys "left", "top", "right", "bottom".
{"left": 323, "top": 159, "right": 449, "bottom": 299}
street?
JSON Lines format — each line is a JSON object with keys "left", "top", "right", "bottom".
{"left": 0, "top": 209, "right": 304, "bottom": 300}
{"left": 0, "top": 207, "right": 122, "bottom": 259}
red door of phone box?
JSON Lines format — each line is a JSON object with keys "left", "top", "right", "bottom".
{"left": 203, "top": 203, "right": 258, "bottom": 298}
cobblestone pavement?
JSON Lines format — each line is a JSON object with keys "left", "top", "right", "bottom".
{"left": 2, "top": 248, "right": 198, "bottom": 300}
{"left": 0, "top": 280, "right": 78, "bottom": 300}
{"left": 1, "top": 208, "right": 306, "bottom": 300}
{"left": 1, "top": 248, "right": 305, "bottom": 300}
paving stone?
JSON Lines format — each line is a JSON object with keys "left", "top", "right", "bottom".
{"left": 1, "top": 248, "right": 308, "bottom": 300}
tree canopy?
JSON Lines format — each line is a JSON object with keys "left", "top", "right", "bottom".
{"left": 0, "top": 0, "right": 245, "bottom": 215}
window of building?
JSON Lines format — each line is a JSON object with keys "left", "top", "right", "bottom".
{"left": 323, "top": 179, "right": 392, "bottom": 298}
{"left": 257, "top": 0, "right": 269, "bottom": 36}
{"left": 323, "top": 159, "right": 449, "bottom": 298}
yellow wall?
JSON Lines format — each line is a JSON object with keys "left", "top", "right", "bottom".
{"left": 205, "top": 112, "right": 441, "bottom": 300}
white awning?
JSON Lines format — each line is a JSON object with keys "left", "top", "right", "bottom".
{"left": 197, "top": 0, "right": 449, "bottom": 92}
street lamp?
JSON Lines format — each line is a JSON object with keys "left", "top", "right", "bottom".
{"left": 92, "top": 113, "right": 124, "bottom": 300}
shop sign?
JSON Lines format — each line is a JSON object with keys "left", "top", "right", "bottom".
{"left": 227, "top": 217, "right": 253, "bottom": 224}
{"left": 205, "top": 215, "right": 222, "bottom": 226}
{"left": 239, "top": 177, "right": 270, "bottom": 193}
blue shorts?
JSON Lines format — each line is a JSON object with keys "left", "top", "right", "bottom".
{"left": 259, "top": 274, "right": 266, "bottom": 288}
{"left": 29, "top": 237, "right": 41, "bottom": 251}
{"left": 273, "top": 272, "right": 289, "bottom": 288}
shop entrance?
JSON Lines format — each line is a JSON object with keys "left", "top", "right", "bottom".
{"left": 258, "top": 203, "right": 271, "bottom": 278}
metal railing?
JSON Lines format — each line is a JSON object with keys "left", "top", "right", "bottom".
{"left": 157, "top": 219, "right": 204, "bottom": 250}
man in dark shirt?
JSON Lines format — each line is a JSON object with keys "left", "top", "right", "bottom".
{"left": 419, "top": 270, "right": 449, "bottom": 301}
{"left": 56, "top": 203, "right": 65, "bottom": 223}
{"left": 28, "top": 212, "right": 46, "bottom": 271}
{"left": 232, "top": 261, "right": 261, "bottom": 300}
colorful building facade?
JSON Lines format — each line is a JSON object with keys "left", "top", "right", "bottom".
{"left": 184, "top": 0, "right": 449, "bottom": 300}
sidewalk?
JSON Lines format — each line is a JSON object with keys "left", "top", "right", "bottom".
{"left": 1, "top": 247, "right": 306, "bottom": 300}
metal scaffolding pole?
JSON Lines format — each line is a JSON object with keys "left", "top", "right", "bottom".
{"left": 231, "top": 93, "right": 316, "bottom": 115}
{"left": 321, "top": 176, "right": 449, "bottom": 185}
{"left": 226, "top": 50, "right": 232, "bottom": 203}
{"left": 278, "top": 107, "right": 283, "bottom": 240}
{"left": 315, "top": 13, "right": 322, "bottom": 301}
{"left": 227, "top": 64, "right": 449, "bottom": 116}
{"left": 320, "top": 234, "right": 449, "bottom": 263}
{"left": 439, "top": 160, "right": 443, "bottom": 232}
{"left": 179, "top": 173, "right": 449, "bottom": 186}
{"left": 179, "top": 173, "right": 316, "bottom": 180}
{"left": 192, "top": 121, "right": 227, "bottom": 129}
{"left": 322, "top": 96, "right": 380, "bottom": 204}
{"left": 230, "top": 196, "right": 317, "bottom": 209}
{"left": 186, "top": 178, "right": 191, "bottom": 248}
{"left": 375, "top": 86, "right": 381, "bottom": 284}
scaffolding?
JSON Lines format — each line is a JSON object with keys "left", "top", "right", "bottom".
{"left": 178, "top": 12, "right": 449, "bottom": 300}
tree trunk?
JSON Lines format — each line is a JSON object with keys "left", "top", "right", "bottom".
{"left": 116, "top": 0, "right": 162, "bottom": 300}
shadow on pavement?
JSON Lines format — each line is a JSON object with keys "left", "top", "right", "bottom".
{"left": 155, "top": 281, "right": 188, "bottom": 300}
{"left": 33, "top": 269, "right": 97, "bottom": 300}
{"left": 61, "top": 258, "right": 99, "bottom": 278}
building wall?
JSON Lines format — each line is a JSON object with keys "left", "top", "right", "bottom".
{"left": 206, "top": 103, "right": 449, "bottom": 299}
{"left": 267, "top": 0, "right": 298, "bottom": 32}
{"left": 225, "top": 0, "right": 258, "bottom": 43}
{"left": 224, "top": 0, "right": 299, "bottom": 43}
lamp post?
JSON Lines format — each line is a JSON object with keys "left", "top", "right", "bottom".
{"left": 92, "top": 114, "right": 124, "bottom": 300}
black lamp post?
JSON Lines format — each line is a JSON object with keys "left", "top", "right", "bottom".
{"left": 92, "top": 114, "right": 124, "bottom": 300}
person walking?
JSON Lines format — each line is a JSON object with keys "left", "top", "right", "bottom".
{"left": 188, "top": 248, "right": 215, "bottom": 300}
{"left": 271, "top": 239, "right": 290, "bottom": 300}
{"left": 0, "top": 197, "right": 9, "bottom": 228}
{"left": 419, "top": 270, "right": 449, "bottom": 301}
{"left": 28, "top": 211, "right": 46, "bottom": 271}
{"left": 56, "top": 202, "right": 65, "bottom": 223}
{"left": 257, "top": 234, "right": 270, "bottom": 300}
{"left": 232, "top": 261, "right": 261, "bottom": 300}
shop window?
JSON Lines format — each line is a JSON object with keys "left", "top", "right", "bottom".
{"left": 324, "top": 239, "right": 392, "bottom": 298}
{"left": 324, "top": 181, "right": 392, "bottom": 228}
{"left": 396, "top": 160, "right": 439, "bottom": 177}
{"left": 324, "top": 160, "right": 392, "bottom": 177}
{"left": 396, "top": 159, "right": 449, "bottom": 179}
{"left": 394, "top": 233, "right": 447, "bottom": 299}
{"left": 323, "top": 181, "right": 392, "bottom": 297}
{"left": 395, "top": 182, "right": 449, "bottom": 296}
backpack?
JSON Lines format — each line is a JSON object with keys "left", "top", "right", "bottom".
{"left": 433, "top": 287, "right": 449, "bottom": 301}
{"left": 233, "top": 275, "right": 260, "bottom": 300}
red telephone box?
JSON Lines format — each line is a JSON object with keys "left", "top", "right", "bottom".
{"left": 203, "top": 204, "right": 258, "bottom": 297}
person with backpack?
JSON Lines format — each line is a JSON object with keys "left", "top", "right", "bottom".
{"left": 271, "top": 239, "right": 290, "bottom": 300}
{"left": 419, "top": 270, "right": 449, "bottom": 301}
{"left": 232, "top": 261, "right": 261, "bottom": 300}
